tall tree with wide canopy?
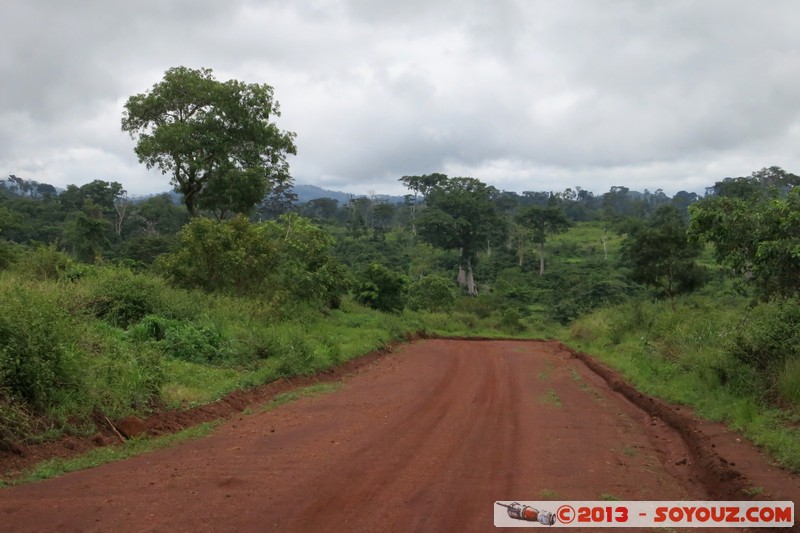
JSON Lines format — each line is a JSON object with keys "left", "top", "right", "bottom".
{"left": 404, "top": 175, "right": 502, "bottom": 295}
{"left": 122, "top": 67, "right": 297, "bottom": 217}
{"left": 625, "top": 204, "right": 706, "bottom": 309}
{"left": 690, "top": 186, "right": 800, "bottom": 299}
{"left": 515, "top": 206, "right": 571, "bottom": 275}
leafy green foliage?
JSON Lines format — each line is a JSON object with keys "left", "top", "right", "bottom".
{"left": 0, "top": 239, "right": 18, "bottom": 270}
{"left": 624, "top": 205, "right": 706, "bottom": 303}
{"left": 122, "top": 66, "right": 297, "bottom": 217}
{"left": 355, "top": 263, "right": 407, "bottom": 313}
{"left": 515, "top": 206, "right": 571, "bottom": 275}
{"left": 272, "top": 328, "right": 317, "bottom": 377}
{"left": 14, "top": 244, "right": 73, "bottom": 281}
{"left": 156, "top": 215, "right": 277, "bottom": 294}
{"left": 728, "top": 299, "right": 800, "bottom": 375}
{"left": 0, "top": 284, "right": 76, "bottom": 409}
{"left": 408, "top": 175, "right": 504, "bottom": 294}
{"left": 157, "top": 214, "right": 347, "bottom": 307}
{"left": 690, "top": 186, "right": 800, "bottom": 299}
{"left": 268, "top": 214, "right": 349, "bottom": 307}
{"left": 161, "top": 321, "right": 232, "bottom": 365}
{"left": 406, "top": 274, "right": 455, "bottom": 312}
{"left": 545, "top": 264, "right": 638, "bottom": 324}
{"left": 82, "top": 334, "right": 166, "bottom": 414}
{"left": 88, "top": 268, "right": 167, "bottom": 328}
{"left": 498, "top": 307, "right": 525, "bottom": 333}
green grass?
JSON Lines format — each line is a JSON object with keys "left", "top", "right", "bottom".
{"left": 742, "top": 485, "right": 764, "bottom": 497}
{"left": 259, "top": 383, "right": 342, "bottom": 412}
{"left": 539, "top": 388, "right": 562, "bottom": 407}
{"left": 1, "top": 421, "right": 220, "bottom": 487}
{"left": 538, "top": 362, "right": 554, "bottom": 381}
{"left": 622, "top": 446, "right": 638, "bottom": 457}
{"left": 161, "top": 359, "right": 244, "bottom": 406}
{"left": 0, "top": 263, "right": 428, "bottom": 453}
{"left": 538, "top": 488, "right": 561, "bottom": 500}
{"left": 548, "top": 221, "right": 625, "bottom": 263}
{"left": 565, "top": 294, "right": 800, "bottom": 471}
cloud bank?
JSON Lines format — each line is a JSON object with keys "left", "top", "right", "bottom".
{"left": 2, "top": 0, "right": 799, "bottom": 197}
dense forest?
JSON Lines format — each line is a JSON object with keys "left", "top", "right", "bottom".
{"left": 2, "top": 165, "right": 799, "bottom": 467}
{"left": 1, "top": 65, "right": 799, "bottom": 475}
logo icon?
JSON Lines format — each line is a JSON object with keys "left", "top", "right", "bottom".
{"left": 496, "top": 502, "right": 556, "bottom": 526}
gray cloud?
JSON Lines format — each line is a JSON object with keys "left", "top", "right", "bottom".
{"left": 2, "top": 0, "right": 800, "bottom": 197}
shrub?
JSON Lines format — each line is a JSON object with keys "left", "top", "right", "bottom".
{"left": 0, "top": 239, "right": 19, "bottom": 270}
{"left": 127, "top": 314, "right": 180, "bottom": 342}
{"left": 84, "top": 340, "right": 165, "bottom": 415}
{"left": 453, "top": 295, "right": 497, "bottom": 318}
{"left": 498, "top": 307, "right": 525, "bottom": 333}
{"left": 266, "top": 326, "right": 317, "bottom": 376}
{"left": 407, "top": 274, "right": 455, "bottom": 312}
{"left": 158, "top": 214, "right": 348, "bottom": 309}
{"left": 160, "top": 321, "right": 232, "bottom": 366}
{"left": 355, "top": 263, "right": 407, "bottom": 313}
{"left": 777, "top": 357, "right": 800, "bottom": 408}
{"left": 15, "top": 244, "right": 72, "bottom": 281}
{"left": 0, "top": 394, "right": 34, "bottom": 451}
{"left": 0, "top": 284, "right": 78, "bottom": 409}
{"left": 88, "top": 268, "right": 166, "bottom": 328}
{"left": 728, "top": 299, "right": 800, "bottom": 373}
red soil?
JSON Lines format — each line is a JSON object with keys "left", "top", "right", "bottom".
{"left": 1, "top": 340, "right": 797, "bottom": 532}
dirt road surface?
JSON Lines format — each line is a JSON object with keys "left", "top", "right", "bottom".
{"left": 1, "top": 340, "right": 797, "bottom": 531}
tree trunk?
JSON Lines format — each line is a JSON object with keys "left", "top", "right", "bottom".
{"left": 456, "top": 250, "right": 477, "bottom": 296}
{"left": 458, "top": 265, "right": 467, "bottom": 287}
{"left": 538, "top": 242, "right": 545, "bottom": 276}
{"left": 113, "top": 201, "right": 128, "bottom": 237}
{"left": 465, "top": 258, "right": 477, "bottom": 296}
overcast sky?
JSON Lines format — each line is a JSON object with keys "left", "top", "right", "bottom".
{"left": 2, "top": 1, "right": 800, "bottom": 198}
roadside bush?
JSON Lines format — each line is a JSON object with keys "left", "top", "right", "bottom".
{"left": 160, "top": 321, "right": 232, "bottom": 366}
{"left": 128, "top": 314, "right": 174, "bottom": 342}
{"left": 88, "top": 268, "right": 166, "bottom": 328}
{"left": 0, "top": 394, "right": 34, "bottom": 451}
{"left": 0, "top": 239, "right": 19, "bottom": 270}
{"left": 267, "top": 326, "right": 317, "bottom": 376}
{"left": 83, "top": 339, "right": 165, "bottom": 416}
{"left": 728, "top": 299, "right": 800, "bottom": 373}
{"left": 453, "top": 295, "right": 497, "bottom": 318}
{"left": 0, "top": 284, "right": 79, "bottom": 409}
{"left": 544, "top": 264, "right": 638, "bottom": 324}
{"left": 777, "top": 357, "right": 800, "bottom": 408}
{"left": 407, "top": 274, "right": 455, "bottom": 312}
{"left": 157, "top": 216, "right": 277, "bottom": 295}
{"left": 14, "top": 244, "right": 72, "bottom": 281}
{"left": 607, "top": 300, "right": 656, "bottom": 345}
{"left": 498, "top": 307, "right": 525, "bottom": 333}
{"left": 158, "top": 214, "right": 348, "bottom": 309}
{"left": 355, "top": 263, "right": 407, "bottom": 313}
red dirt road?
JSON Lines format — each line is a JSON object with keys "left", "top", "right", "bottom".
{"left": 1, "top": 340, "right": 796, "bottom": 531}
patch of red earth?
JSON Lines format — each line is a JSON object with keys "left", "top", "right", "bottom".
{"left": 0, "top": 347, "right": 393, "bottom": 479}
{"left": 0, "top": 340, "right": 797, "bottom": 532}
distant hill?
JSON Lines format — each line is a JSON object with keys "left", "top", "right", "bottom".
{"left": 126, "top": 184, "right": 406, "bottom": 207}
{"left": 293, "top": 184, "right": 406, "bottom": 205}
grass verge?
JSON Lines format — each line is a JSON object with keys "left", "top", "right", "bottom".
{"left": 1, "top": 421, "right": 220, "bottom": 487}
{"left": 254, "top": 382, "right": 342, "bottom": 413}
{"left": 564, "top": 295, "right": 800, "bottom": 471}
